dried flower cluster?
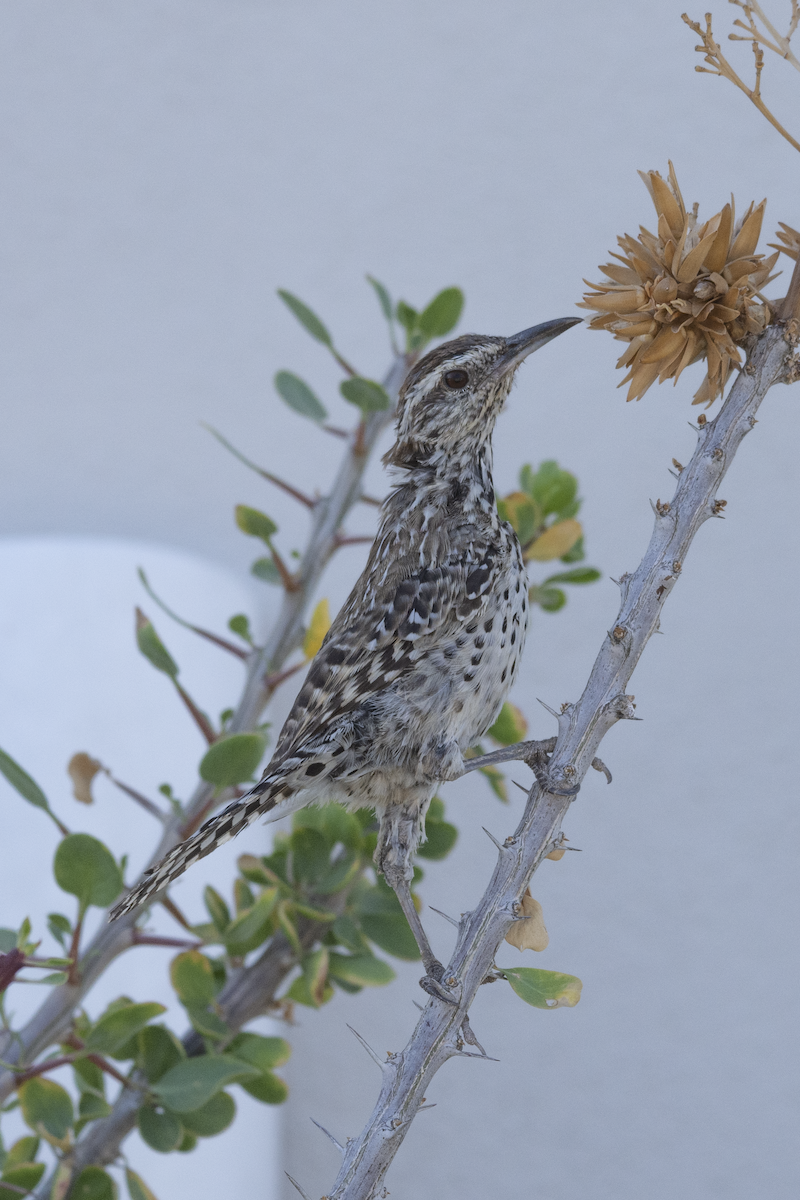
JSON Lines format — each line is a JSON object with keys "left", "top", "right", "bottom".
{"left": 771, "top": 221, "right": 800, "bottom": 261}
{"left": 580, "top": 164, "right": 779, "bottom": 404}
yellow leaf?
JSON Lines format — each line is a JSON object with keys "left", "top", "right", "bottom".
{"left": 303, "top": 599, "right": 331, "bottom": 660}
{"left": 526, "top": 519, "right": 582, "bottom": 562}
{"left": 505, "top": 892, "right": 549, "bottom": 952}
{"left": 67, "top": 753, "right": 102, "bottom": 804}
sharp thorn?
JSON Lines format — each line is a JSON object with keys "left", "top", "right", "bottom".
{"left": 591, "top": 756, "right": 612, "bottom": 784}
{"left": 565, "top": 845, "right": 582, "bottom": 851}
{"left": 346, "top": 1024, "right": 386, "bottom": 1070}
{"left": 310, "top": 1117, "right": 344, "bottom": 1154}
{"left": 412, "top": 1000, "right": 425, "bottom": 1011}
{"left": 511, "top": 778, "right": 529, "bottom": 795}
{"left": 536, "top": 697, "right": 560, "bottom": 719}
{"left": 482, "top": 826, "right": 504, "bottom": 851}
{"left": 453, "top": 1050, "right": 500, "bottom": 1061}
{"left": 429, "top": 906, "right": 459, "bottom": 928}
{"left": 285, "top": 1173, "right": 314, "bottom": 1200}
{"left": 418, "top": 1103, "right": 437, "bottom": 1112}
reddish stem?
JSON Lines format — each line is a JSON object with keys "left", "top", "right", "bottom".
{"left": 132, "top": 932, "right": 201, "bottom": 950}
{"left": 174, "top": 683, "right": 217, "bottom": 745}
{"left": 108, "top": 775, "right": 165, "bottom": 820}
{"left": 159, "top": 894, "right": 194, "bottom": 931}
{"left": 268, "top": 544, "right": 300, "bottom": 593}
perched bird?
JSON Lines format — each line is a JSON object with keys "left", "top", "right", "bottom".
{"left": 110, "top": 317, "right": 580, "bottom": 994}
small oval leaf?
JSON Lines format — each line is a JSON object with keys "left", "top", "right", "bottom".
{"left": 152, "top": 1057, "right": 259, "bottom": 1113}
{"left": 199, "top": 733, "right": 266, "bottom": 788}
{"left": 135, "top": 610, "right": 178, "bottom": 679}
{"left": 70, "top": 1167, "right": 116, "bottom": 1200}
{"left": 504, "top": 967, "right": 582, "bottom": 1008}
{"left": 339, "top": 377, "right": 390, "bottom": 414}
{"left": 526, "top": 519, "right": 583, "bottom": 562}
{"left": 53, "top": 834, "right": 123, "bottom": 910}
{"left": 274, "top": 371, "right": 327, "bottom": 422}
{"left": 418, "top": 287, "right": 464, "bottom": 337}
{"left": 234, "top": 506, "right": 278, "bottom": 544}
{"left": 303, "top": 599, "right": 331, "bottom": 660}
{"left": 18, "top": 1078, "right": 74, "bottom": 1141}
{"left": 85, "top": 1002, "right": 166, "bottom": 1056}
{"left": 178, "top": 1091, "right": 235, "bottom": 1138}
{"left": 277, "top": 290, "right": 332, "bottom": 345}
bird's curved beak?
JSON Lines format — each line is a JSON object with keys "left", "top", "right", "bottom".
{"left": 493, "top": 316, "right": 582, "bottom": 378}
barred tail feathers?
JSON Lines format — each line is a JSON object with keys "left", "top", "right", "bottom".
{"left": 108, "top": 773, "right": 295, "bottom": 921}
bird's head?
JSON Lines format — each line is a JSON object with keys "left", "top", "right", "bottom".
{"left": 385, "top": 317, "right": 580, "bottom": 472}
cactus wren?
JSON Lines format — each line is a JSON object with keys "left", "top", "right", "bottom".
{"left": 111, "top": 317, "right": 580, "bottom": 993}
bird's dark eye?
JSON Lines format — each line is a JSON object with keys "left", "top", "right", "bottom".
{"left": 444, "top": 369, "right": 469, "bottom": 390}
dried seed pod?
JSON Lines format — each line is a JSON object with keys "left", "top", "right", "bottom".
{"left": 579, "top": 163, "right": 779, "bottom": 405}
{"left": 504, "top": 890, "right": 549, "bottom": 952}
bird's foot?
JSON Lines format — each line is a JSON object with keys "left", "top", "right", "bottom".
{"left": 419, "top": 958, "right": 459, "bottom": 1005}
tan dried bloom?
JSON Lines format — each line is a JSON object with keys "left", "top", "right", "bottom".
{"left": 579, "top": 163, "right": 779, "bottom": 405}
{"left": 770, "top": 222, "right": 800, "bottom": 262}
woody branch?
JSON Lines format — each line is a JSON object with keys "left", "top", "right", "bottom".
{"left": 324, "top": 295, "right": 800, "bottom": 1200}
{"left": 0, "top": 352, "right": 406, "bottom": 1105}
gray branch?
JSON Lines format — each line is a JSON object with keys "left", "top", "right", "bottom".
{"left": 0, "top": 352, "right": 406, "bottom": 1105}
{"left": 323, "top": 320, "right": 799, "bottom": 1200}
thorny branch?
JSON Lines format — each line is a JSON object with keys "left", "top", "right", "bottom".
{"left": 682, "top": 7, "right": 800, "bottom": 152}
{"left": 320, "top": 295, "right": 800, "bottom": 1200}
{"left": 0, "top": 351, "right": 407, "bottom": 1113}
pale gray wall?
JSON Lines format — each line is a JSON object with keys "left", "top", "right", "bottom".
{"left": 0, "top": 3, "right": 798, "bottom": 1199}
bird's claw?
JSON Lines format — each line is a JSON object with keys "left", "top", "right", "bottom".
{"left": 419, "top": 973, "right": 459, "bottom": 1005}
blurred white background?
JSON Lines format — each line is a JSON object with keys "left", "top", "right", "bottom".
{"left": 0, "top": 2, "right": 798, "bottom": 1199}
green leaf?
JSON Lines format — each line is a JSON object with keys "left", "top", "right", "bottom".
{"left": 239, "top": 1072, "right": 289, "bottom": 1105}
{"left": 327, "top": 953, "right": 395, "bottom": 987}
{"left": 290, "top": 828, "right": 330, "bottom": 885}
{"left": 85, "top": 1002, "right": 166, "bottom": 1057}
{"left": 339, "top": 377, "right": 390, "bottom": 414}
{"left": 226, "top": 1033, "right": 291, "bottom": 1073}
{"left": 294, "top": 948, "right": 329, "bottom": 1008}
{"left": 479, "top": 763, "right": 508, "bottom": 802}
{"left": 0, "top": 928, "right": 17, "bottom": 953}
{"left": 533, "top": 586, "right": 567, "bottom": 613}
{"left": 78, "top": 1093, "right": 111, "bottom": 1122}
{"left": 543, "top": 567, "right": 601, "bottom": 586}
{"left": 170, "top": 951, "right": 217, "bottom": 1008}
{"left": 497, "top": 494, "right": 541, "bottom": 548}
{"left": 18, "top": 1078, "right": 73, "bottom": 1141}
{"left": 135, "top": 610, "right": 178, "bottom": 679}
{"left": 0, "top": 1163, "right": 45, "bottom": 1199}
{"left": 366, "top": 276, "right": 393, "bottom": 322}
{"left": 234, "top": 505, "right": 278, "bottom": 544}
{"left": 0, "top": 748, "right": 55, "bottom": 823}
{"left": 152, "top": 1057, "right": 259, "bottom": 1113}
{"left": 203, "top": 886, "right": 231, "bottom": 934}
{"left": 177, "top": 1132, "right": 197, "bottom": 1153}
{"left": 71, "top": 1167, "right": 117, "bottom": 1200}
{"left": 53, "top": 834, "right": 123, "bottom": 910}
{"left": 179, "top": 1091, "right": 235, "bottom": 1138}
{"left": 274, "top": 371, "right": 327, "bottom": 422}
{"left": 503, "top": 967, "right": 583, "bottom": 1009}
{"left": 47, "top": 914, "right": 72, "bottom": 949}
{"left": 354, "top": 881, "right": 421, "bottom": 961}
{"left": 487, "top": 702, "right": 528, "bottom": 746}
{"left": 3, "top": 1138, "right": 39, "bottom": 1170}
{"left": 136, "top": 1026, "right": 185, "bottom": 1084}
{"left": 521, "top": 461, "right": 578, "bottom": 516}
{"left": 227, "top": 614, "right": 253, "bottom": 644}
{"left": 199, "top": 733, "right": 266, "bottom": 788}
{"left": 560, "top": 536, "right": 586, "bottom": 564}
{"left": 416, "top": 818, "right": 457, "bottom": 860}
{"left": 313, "top": 850, "right": 361, "bottom": 895}
{"left": 251, "top": 557, "right": 281, "bottom": 585}
{"left": 185, "top": 1006, "right": 228, "bottom": 1041}
{"left": 224, "top": 890, "right": 278, "bottom": 957}
{"left": 233, "top": 877, "right": 255, "bottom": 913}
{"left": 418, "top": 287, "right": 464, "bottom": 337}
{"left": 395, "top": 301, "right": 418, "bottom": 332}
{"left": 73, "top": 1058, "right": 105, "bottom": 1099}
{"left": 292, "top": 802, "right": 362, "bottom": 850}
{"left": 332, "top": 913, "right": 370, "bottom": 954}
{"left": 125, "top": 1169, "right": 160, "bottom": 1200}
{"left": 277, "top": 290, "right": 332, "bottom": 346}
{"left": 136, "top": 1105, "right": 183, "bottom": 1153}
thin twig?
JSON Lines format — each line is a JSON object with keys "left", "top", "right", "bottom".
{"left": 323, "top": 319, "right": 797, "bottom": 1199}
{"left": 174, "top": 683, "right": 217, "bottom": 746}
{"left": 0, "top": 349, "right": 408, "bottom": 1121}
{"left": 202, "top": 424, "right": 316, "bottom": 509}
{"left": 138, "top": 568, "right": 250, "bottom": 660}
{"left": 683, "top": 11, "right": 800, "bottom": 152}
